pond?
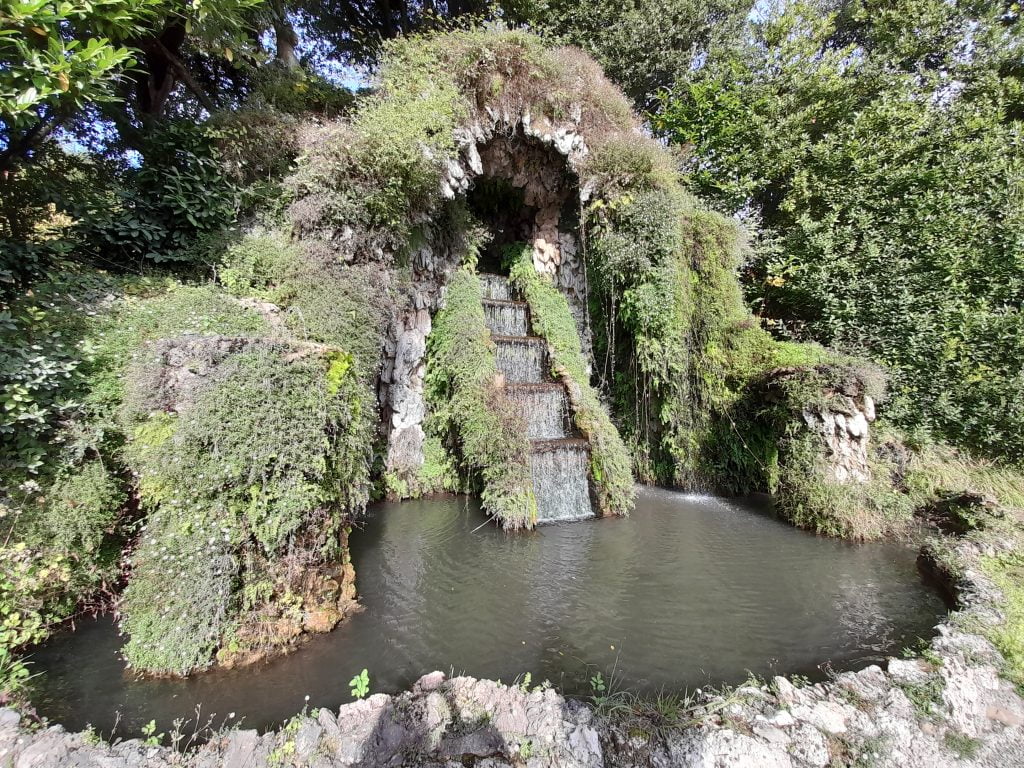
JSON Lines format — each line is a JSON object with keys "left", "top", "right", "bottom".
{"left": 30, "top": 487, "right": 946, "bottom": 737}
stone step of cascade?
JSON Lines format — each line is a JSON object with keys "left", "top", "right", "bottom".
{"left": 506, "top": 383, "right": 571, "bottom": 440}
{"left": 477, "top": 271, "right": 596, "bottom": 524}
{"left": 479, "top": 273, "right": 513, "bottom": 301}
{"left": 493, "top": 336, "right": 546, "bottom": 383}
{"left": 530, "top": 437, "right": 590, "bottom": 453}
{"left": 482, "top": 298, "right": 530, "bottom": 336}
{"left": 529, "top": 439, "right": 594, "bottom": 523}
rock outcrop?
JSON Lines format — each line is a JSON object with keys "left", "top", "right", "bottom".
{"left": 801, "top": 392, "right": 876, "bottom": 484}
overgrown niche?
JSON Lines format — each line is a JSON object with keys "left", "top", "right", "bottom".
{"left": 465, "top": 177, "right": 535, "bottom": 273}
{"left": 466, "top": 132, "right": 590, "bottom": 355}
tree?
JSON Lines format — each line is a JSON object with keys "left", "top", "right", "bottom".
{"left": 1, "top": 0, "right": 267, "bottom": 170}
{"left": 531, "top": 0, "right": 751, "bottom": 109}
{"left": 655, "top": 0, "right": 1024, "bottom": 460}
{"left": 0, "top": 0, "right": 160, "bottom": 169}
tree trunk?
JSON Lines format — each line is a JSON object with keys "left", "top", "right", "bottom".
{"left": 132, "top": 22, "right": 187, "bottom": 116}
{"left": 274, "top": 16, "right": 301, "bottom": 69}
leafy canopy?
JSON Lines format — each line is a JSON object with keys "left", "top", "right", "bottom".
{"left": 656, "top": 0, "right": 1024, "bottom": 462}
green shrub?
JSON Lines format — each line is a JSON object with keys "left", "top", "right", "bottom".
{"left": 120, "top": 495, "right": 241, "bottom": 676}
{"left": 248, "top": 64, "right": 356, "bottom": 118}
{"left": 219, "top": 229, "right": 392, "bottom": 380}
{"left": 91, "top": 281, "right": 270, "bottom": 417}
{"left": 219, "top": 228, "right": 302, "bottom": 300}
{"left": 0, "top": 303, "right": 84, "bottom": 475}
{"left": 37, "top": 460, "right": 124, "bottom": 556}
{"left": 0, "top": 541, "right": 74, "bottom": 697}
{"left": 425, "top": 268, "right": 537, "bottom": 528}
{"left": 1, "top": 270, "right": 272, "bottom": 677}
{"left": 509, "top": 250, "right": 634, "bottom": 516}
{"left": 208, "top": 107, "right": 301, "bottom": 214}
{"left": 287, "top": 28, "right": 639, "bottom": 262}
{"left": 287, "top": 40, "right": 464, "bottom": 257}
{"left": 120, "top": 345, "right": 372, "bottom": 672}
{"left": 76, "top": 121, "right": 242, "bottom": 266}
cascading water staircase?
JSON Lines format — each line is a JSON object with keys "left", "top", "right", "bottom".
{"left": 479, "top": 273, "right": 595, "bottom": 523}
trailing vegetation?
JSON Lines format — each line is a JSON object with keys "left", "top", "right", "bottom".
{"left": 582, "top": 144, "right": 811, "bottom": 488}
{"left": 656, "top": 0, "right": 1024, "bottom": 464}
{"left": 509, "top": 249, "right": 634, "bottom": 517}
{"left": 424, "top": 268, "right": 537, "bottom": 529}
{"left": 120, "top": 345, "right": 369, "bottom": 674}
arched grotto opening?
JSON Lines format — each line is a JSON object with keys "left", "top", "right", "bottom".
{"left": 464, "top": 178, "right": 535, "bottom": 274}
{"left": 382, "top": 126, "right": 596, "bottom": 498}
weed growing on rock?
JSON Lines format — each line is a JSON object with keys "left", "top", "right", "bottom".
{"left": 349, "top": 668, "right": 370, "bottom": 699}
{"left": 980, "top": 551, "right": 1024, "bottom": 694}
{"left": 944, "top": 730, "right": 981, "bottom": 759}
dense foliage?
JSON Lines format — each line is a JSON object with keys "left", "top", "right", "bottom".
{"left": 0, "top": 270, "right": 270, "bottom": 689}
{"left": 656, "top": 0, "right": 1024, "bottom": 463}
{"left": 121, "top": 344, "right": 369, "bottom": 674}
{"left": 530, "top": 0, "right": 749, "bottom": 109}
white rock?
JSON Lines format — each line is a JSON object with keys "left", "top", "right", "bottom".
{"left": 768, "top": 709, "right": 797, "bottom": 727}
{"left": 847, "top": 411, "right": 868, "bottom": 438}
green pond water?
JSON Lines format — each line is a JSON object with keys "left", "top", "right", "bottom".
{"left": 31, "top": 487, "right": 946, "bottom": 737}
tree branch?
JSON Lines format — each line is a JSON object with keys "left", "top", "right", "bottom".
{"left": 153, "top": 38, "right": 218, "bottom": 113}
{"left": 0, "top": 112, "right": 64, "bottom": 173}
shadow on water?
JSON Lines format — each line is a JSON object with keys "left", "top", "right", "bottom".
{"left": 29, "top": 487, "right": 947, "bottom": 738}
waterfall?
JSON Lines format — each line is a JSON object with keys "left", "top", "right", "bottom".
{"left": 483, "top": 300, "right": 529, "bottom": 336}
{"left": 530, "top": 442, "right": 594, "bottom": 522}
{"left": 478, "top": 272, "right": 595, "bottom": 524}
{"left": 506, "top": 384, "right": 568, "bottom": 439}
{"left": 480, "top": 273, "right": 512, "bottom": 301}
{"left": 494, "top": 338, "right": 545, "bottom": 383}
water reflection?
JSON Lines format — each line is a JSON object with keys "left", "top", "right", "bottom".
{"left": 31, "top": 488, "right": 945, "bottom": 736}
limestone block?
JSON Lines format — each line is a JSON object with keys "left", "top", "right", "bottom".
{"left": 847, "top": 411, "right": 868, "bottom": 438}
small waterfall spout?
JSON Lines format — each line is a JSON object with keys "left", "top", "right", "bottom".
{"left": 494, "top": 337, "right": 545, "bottom": 383}
{"left": 507, "top": 384, "right": 568, "bottom": 439}
{"left": 480, "top": 273, "right": 512, "bottom": 300}
{"left": 530, "top": 440, "right": 594, "bottom": 522}
{"left": 483, "top": 300, "right": 529, "bottom": 336}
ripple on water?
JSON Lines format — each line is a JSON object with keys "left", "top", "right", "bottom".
{"left": 30, "top": 487, "right": 946, "bottom": 737}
